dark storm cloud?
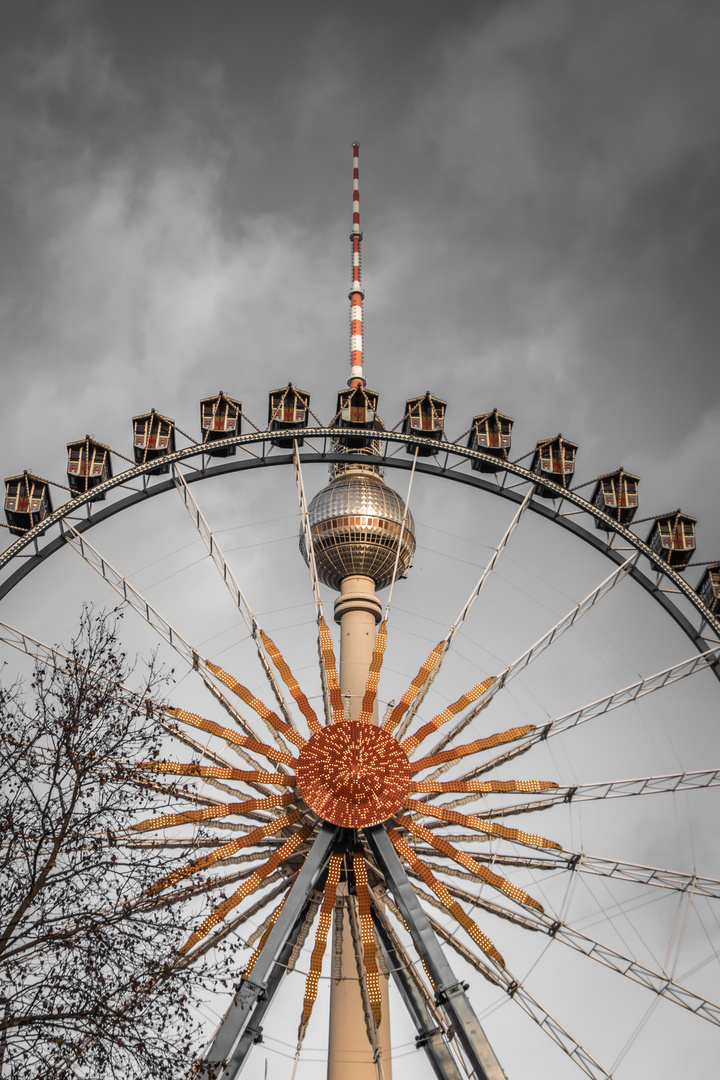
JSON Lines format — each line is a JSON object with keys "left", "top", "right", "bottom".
{"left": 0, "top": 0, "right": 718, "bottom": 545}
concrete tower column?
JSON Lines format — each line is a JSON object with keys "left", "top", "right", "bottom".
{"left": 334, "top": 575, "right": 382, "bottom": 723}
{"left": 327, "top": 575, "right": 392, "bottom": 1080}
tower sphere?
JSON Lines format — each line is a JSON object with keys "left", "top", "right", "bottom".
{"left": 299, "top": 467, "right": 416, "bottom": 591}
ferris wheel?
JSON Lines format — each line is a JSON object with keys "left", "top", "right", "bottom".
{"left": 1, "top": 146, "right": 720, "bottom": 1080}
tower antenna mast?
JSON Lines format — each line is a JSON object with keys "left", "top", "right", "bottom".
{"left": 349, "top": 142, "right": 366, "bottom": 388}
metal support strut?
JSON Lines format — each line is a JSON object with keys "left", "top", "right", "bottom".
{"left": 198, "top": 823, "right": 341, "bottom": 1078}
{"left": 370, "top": 904, "right": 464, "bottom": 1080}
{"left": 365, "top": 826, "right": 507, "bottom": 1080}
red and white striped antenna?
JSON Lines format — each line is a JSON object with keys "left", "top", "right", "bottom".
{"left": 348, "top": 142, "right": 365, "bottom": 387}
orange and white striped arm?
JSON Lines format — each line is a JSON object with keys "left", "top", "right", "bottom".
{"left": 299, "top": 848, "right": 344, "bottom": 1036}
{"left": 353, "top": 850, "right": 382, "bottom": 1027}
{"left": 410, "top": 723, "right": 536, "bottom": 775}
{"left": 401, "top": 676, "right": 496, "bottom": 753}
{"left": 164, "top": 706, "right": 296, "bottom": 767}
{"left": 395, "top": 814, "right": 544, "bottom": 912}
{"left": 179, "top": 823, "right": 313, "bottom": 953}
{"left": 206, "top": 660, "right": 306, "bottom": 749}
{"left": 131, "top": 792, "right": 296, "bottom": 833}
{"left": 403, "top": 798, "right": 561, "bottom": 851}
{"left": 358, "top": 619, "right": 387, "bottom": 723}
{"left": 243, "top": 887, "right": 293, "bottom": 979}
{"left": 318, "top": 616, "right": 345, "bottom": 721}
{"left": 386, "top": 827, "right": 504, "bottom": 966}
{"left": 382, "top": 640, "right": 444, "bottom": 732}
{"left": 144, "top": 809, "right": 303, "bottom": 896}
{"left": 260, "top": 629, "right": 323, "bottom": 735}
{"left": 409, "top": 778, "right": 558, "bottom": 795}
{"left": 136, "top": 761, "right": 294, "bottom": 785}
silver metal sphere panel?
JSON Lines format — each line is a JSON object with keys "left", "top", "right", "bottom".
{"left": 309, "top": 475, "right": 411, "bottom": 523}
{"left": 300, "top": 475, "right": 416, "bottom": 591}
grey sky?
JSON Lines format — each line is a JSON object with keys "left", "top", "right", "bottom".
{"left": 1, "top": 0, "right": 719, "bottom": 545}
{"left": 1, "top": 3, "right": 719, "bottom": 1078}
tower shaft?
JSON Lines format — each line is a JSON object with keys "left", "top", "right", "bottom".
{"left": 335, "top": 575, "right": 381, "bottom": 723}
{"left": 328, "top": 577, "right": 391, "bottom": 1080}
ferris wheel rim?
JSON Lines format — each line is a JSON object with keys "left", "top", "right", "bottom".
{"left": 3, "top": 422, "right": 720, "bottom": 1080}
{"left": 1, "top": 427, "right": 718, "bottom": 670}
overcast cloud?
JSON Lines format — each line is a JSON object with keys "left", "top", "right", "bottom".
{"left": 0, "top": 3, "right": 719, "bottom": 1077}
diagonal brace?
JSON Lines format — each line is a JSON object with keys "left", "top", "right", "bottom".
{"left": 365, "top": 825, "right": 507, "bottom": 1080}
{"left": 371, "top": 902, "right": 464, "bottom": 1080}
{"left": 198, "top": 823, "right": 340, "bottom": 1077}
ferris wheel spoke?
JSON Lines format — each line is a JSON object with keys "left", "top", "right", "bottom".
{"left": 130, "top": 792, "right": 296, "bottom": 834}
{"left": 203, "top": 660, "right": 306, "bottom": 751}
{"left": 357, "top": 619, "right": 388, "bottom": 723}
{"left": 172, "top": 465, "right": 301, "bottom": 731}
{"left": 401, "top": 675, "right": 497, "bottom": 754}
{"left": 369, "top": 893, "right": 467, "bottom": 1080}
{"left": 61, "top": 520, "right": 292, "bottom": 753}
{"left": 136, "top": 760, "right": 292, "bottom": 785}
{"left": 198, "top": 822, "right": 340, "bottom": 1077}
{"left": 403, "top": 797, "right": 561, "bottom": 853}
{"left": 259, "top": 628, "right": 323, "bottom": 734}
{"left": 419, "top": 876, "right": 720, "bottom": 1029}
{"left": 456, "top": 770, "right": 720, "bottom": 818}
{"left": 425, "top": 911, "right": 614, "bottom": 1080}
{"left": 156, "top": 716, "right": 276, "bottom": 794}
{"left": 127, "top": 774, "right": 228, "bottom": 810}
{"left": 241, "top": 886, "right": 295, "bottom": 979}
{"left": 0, "top": 616, "right": 283, "bottom": 798}
{"left": 398, "top": 485, "right": 535, "bottom": 740}
{"left": 391, "top": 817, "right": 544, "bottom": 912}
{"left": 366, "top": 824, "right": 523, "bottom": 1080}
{"left": 165, "top": 706, "right": 296, "bottom": 768}
{"left": 425, "top": 554, "right": 639, "bottom": 759}
{"left": 382, "top": 638, "right": 445, "bottom": 735}
{"left": 297, "top": 847, "right": 343, "bottom": 1041}
{"left": 143, "top": 809, "right": 305, "bottom": 898}
{"left": 410, "top": 723, "right": 537, "bottom": 777}
{"left": 176, "top": 874, "right": 294, "bottom": 971}
{"left": 191, "top": 684, "right": 288, "bottom": 771}
{"left": 0, "top": 617, "right": 279, "bottom": 795}
{"left": 294, "top": 444, "right": 335, "bottom": 725}
{"left": 385, "top": 827, "right": 505, "bottom": 965}
{"left": 461, "top": 646, "right": 720, "bottom": 779}
{"left": 460, "top": 849, "right": 720, "bottom": 899}
{"left": 179, "top": 822, "right": 314, "bottom": 954}
{"left": 352, "top": 848, "right": 385, "bottom": 1029}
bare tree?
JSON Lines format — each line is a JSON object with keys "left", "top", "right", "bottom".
{"left": 0, "top": 610, "right": 227, "bottom": 1079}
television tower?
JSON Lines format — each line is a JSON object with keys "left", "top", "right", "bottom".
{"left": 300, "top": 143, "right": 417, "bottom": 1079}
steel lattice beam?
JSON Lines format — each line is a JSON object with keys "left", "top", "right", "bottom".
{"left": 413, "top": 877, "right": 720, "bottom": 1029}
{"left": 425, "top": 554, "right": 638, "bottom": 763}
{"left": 365, "top": 825, "right": 506, "bottom": 1080}
{"left": 466, "top": 649, "right": 720, "bottom": 778}
{"left": 422, "top": 850, "right": 720, "bottom": 899}
{"left": 172, "top": 467, "right": 298, "bottom": 731}
{"left": 439, "top": 769, "right": 720, "bottom": 817}
{"left": 425, "top": 913, "right": 612, "bottom": 1080}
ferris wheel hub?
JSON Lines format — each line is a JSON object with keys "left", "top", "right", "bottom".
{"left": 296, "top": 721, "right": 411, "bottom": 828}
